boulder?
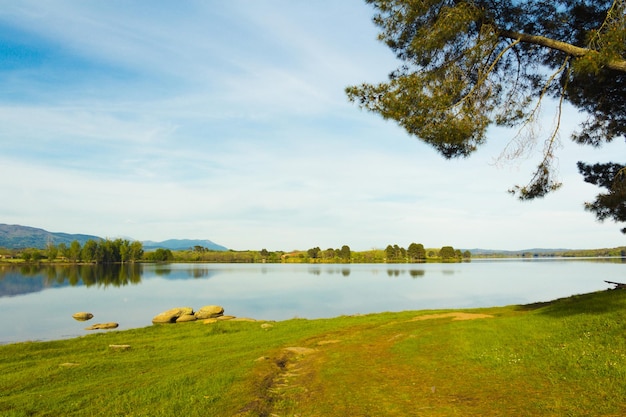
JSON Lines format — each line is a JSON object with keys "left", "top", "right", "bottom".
{"left": 85, "top": 322, "right": 118, "bottom": 330}
{"left": 194, "top": 305, "right": 224, "bottom": 319}
{"left": 176, "top": 314, "right": 197, "bottom": 323}
{"left": 72, "top": 312, "right": 94, "bottom": 321}
{"left": 152, "top": 307, "right": 194, "bottom": 324}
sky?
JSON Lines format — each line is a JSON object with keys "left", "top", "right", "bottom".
{"left": 0, "top": 1, "right": 623, "bottom": 252}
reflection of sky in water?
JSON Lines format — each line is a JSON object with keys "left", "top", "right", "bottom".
{"left": 1, "top": 260, "right": 623, "bottom": 344}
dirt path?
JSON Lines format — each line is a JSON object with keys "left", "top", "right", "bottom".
{"left": 238, "top": 313, "right": 495, "bottom": 416}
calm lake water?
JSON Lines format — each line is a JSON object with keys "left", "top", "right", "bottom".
{"left": 1, "top": 259, "right": 624, "bottom": 344}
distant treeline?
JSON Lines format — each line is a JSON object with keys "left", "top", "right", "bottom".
{"left": 139, "top": 243, "right": 469, "bottom": 264}
{"left": 476, "top": 247, "right": 626, "bottom": 258}
{"left": 2, "top": 241, "right": 624, "bottom": 264}
{"left": 1, "top": 241, "right": 469, "bottom": 264}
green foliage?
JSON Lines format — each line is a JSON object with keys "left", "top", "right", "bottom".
{"left": 68, "top": 240, "right": 81, "bottom": 262}
{"left": 439, "top": 245, "right": 457, "bottom": 259}
{"left": 307, "top": 246, "right": 321, "bottom": 259}
{"left": 578, "top": 162, "right": 626, "bottom": 233}
{"left": 407, "top": 242, "right": 426, "bottom": 261}
{"left": 148, "top": 248, "right": 174, "bottom": 262}
{"left": 349, "top": 0, "right": 625, "bottom": 228}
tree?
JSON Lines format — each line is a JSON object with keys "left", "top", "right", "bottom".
{"left": 385, "top": 244, "right": 396, "bottom": 261}
{"left": 439, "top": 246, "right": 457, "bottom": 259}
{"left": 407, "top": 242, "right": 426, "bottom": 261}
{"left": 339, "top": 245, "right": 352, "bottom": 262}
{"left": 129, "top": 241, "right": 144, "bottom": 262}
{"left": 348, "top": 0, "right": 625, "bottom": 230}
{"left": 119, "top": 239, "right": 131, "bottom": 263}
{"left": 150, "top": 248, "right": 174, "bottom": 262}
{"left": 323, "top": 248, "right": 337, "bottom": 260}
{"left": 68, "top": 240, "right": 82, "bottom": 263}
{"left": 578, "top": 162, "right": 626, "bottom": 233}
{"left": 46, "top": 242, "right": 58, "bottom": 262}
{"left": 307, "top": 247, "right": 321, "bottom": 260}
{"left": 57, "top": 243, "right": 68, "bottom": 260}
{"left": 81, "top": 239, "right": 98, "bottom": 262}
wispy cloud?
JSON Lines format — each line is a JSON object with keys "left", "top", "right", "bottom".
{"left": 0, "top": 1, "right": 622, "bottom": 251}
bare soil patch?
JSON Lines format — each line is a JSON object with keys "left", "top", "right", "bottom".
{"left": 409, "top": 312, "right": 493, "bottom": 321}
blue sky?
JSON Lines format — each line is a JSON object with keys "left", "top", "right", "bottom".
{"left": 0, "top": 1, "right": 623, "bottom": 251}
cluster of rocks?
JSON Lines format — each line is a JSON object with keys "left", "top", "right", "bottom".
{"left": 72, "top": 305, "right": 265, "bottom": 330}
{"left": 151, "top": 305, "right": 260, "bottom": 325}
{"left": 71, "top": 312, "right": 119, "bottom": 331}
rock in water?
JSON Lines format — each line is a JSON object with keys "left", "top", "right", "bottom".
{"left": 152, "top": 307, "right": 194, "bottom": 324}
{"left": 85, "top": 322, "right": 118, "bottom": 330}
{"left": 72, "top": 312, "right": 93, "bottom": 321}
{"left": 194, "top": 305, "right": 224, "bottom": 319}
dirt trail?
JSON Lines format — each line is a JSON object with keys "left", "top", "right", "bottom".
{"left": 238, "top": 313, "right": 494, "bottom": 416}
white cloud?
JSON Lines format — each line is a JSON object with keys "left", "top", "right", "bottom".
{"left": 0, "top": 1, "right": 623, "bottom": 251}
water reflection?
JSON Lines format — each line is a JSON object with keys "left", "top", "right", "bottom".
{"left": 409, "top": 269, "right": 425, "bottom": 278}
{"left": 1, "top": 259, "right": 623, "bottom": 344}
{"left": 0, "top": 264, "right": 144, "bottom": 297}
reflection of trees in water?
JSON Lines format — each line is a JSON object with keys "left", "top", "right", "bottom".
{"left": 409, "top": 269, "right": 425, "bottom": 278}
{"left": 387, "top": 269, "right": 402, "bottom": 277}
{"left": 153, "top": 266, "right": 172, "bottom": 276}
{"left": 0, "top": 264, "right": 144, "bottom": 292}
{"left": 188, "top": 268, "right": 211, "bottom": 279}
{"left": 307, "top": 267, "right": 350, "bottom": 276}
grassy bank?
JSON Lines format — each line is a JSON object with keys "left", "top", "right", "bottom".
{"left": 2, "top": 290, "right": 625, "bottom": 416}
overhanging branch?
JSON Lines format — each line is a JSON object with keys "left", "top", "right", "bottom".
{"left": 500, "top": 29, "right": 626, "bottom": 73}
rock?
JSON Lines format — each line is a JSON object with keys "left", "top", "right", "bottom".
{"left": 176, "top": 314, "right": 197, "bottom": 323}
{"left": 194, "top": 305, "right": 224, "bottom": 319}
{"left": 72, "top": 312, "right": 94, "bottom": 321}
{"left": 230, "top": 317, "right": 256, "bottom": 322}
{"left": 152, "top": 307, "right": 194, "bottom": 324}
{"left": 216, "top": 315, "right": 236, "bottom": 321}
{"left": 85, "top": 322, "right": 119, "bottom": 330}
{"left": 203, "top": 318, "right": 218, "bottom": 324}
{"left": 260, "top": 323, "right": 274, "bottom": 330}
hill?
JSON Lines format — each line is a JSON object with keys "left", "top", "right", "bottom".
{"left": 141, "top": 239, "right": 228, "bottom": 251}
{"left": 0, "top": 224, "right": 229, "bottom": 251}
{"left": 0, "top": 224, "right": 101, "bottom": 249}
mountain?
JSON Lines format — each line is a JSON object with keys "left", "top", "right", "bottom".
{"left": 141, "top": 239, "right": 228, "bottom": 251}
{"left": 0, "top": 224, "right": 229, "bottom": 251}
{"left": 0, "top": 224, "right": 101, "bottom": 249}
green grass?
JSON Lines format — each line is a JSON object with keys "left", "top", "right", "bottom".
{"left": 2, "top": 290, "right": 626, "bottom": 416}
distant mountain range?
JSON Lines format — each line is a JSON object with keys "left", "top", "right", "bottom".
{"left": 0, "top": 224, "right": 228, "bottom": 251}
{"left": 142, "top": 239, "right": 228, "bottom": 251}
{"left": 0, "top": 224, "right": 101, "bottom": 249}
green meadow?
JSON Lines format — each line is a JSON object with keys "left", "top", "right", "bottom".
{"left": 2, "top": 289, "right": 625, "bottom": 416}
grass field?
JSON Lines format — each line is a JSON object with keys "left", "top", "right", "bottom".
{"left": 1, "top": 289, "right": 625, "bottom": 416}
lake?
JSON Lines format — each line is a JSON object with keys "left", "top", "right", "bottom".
{"left": 1, "top": 258, "right": 624, "bottom": 344}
